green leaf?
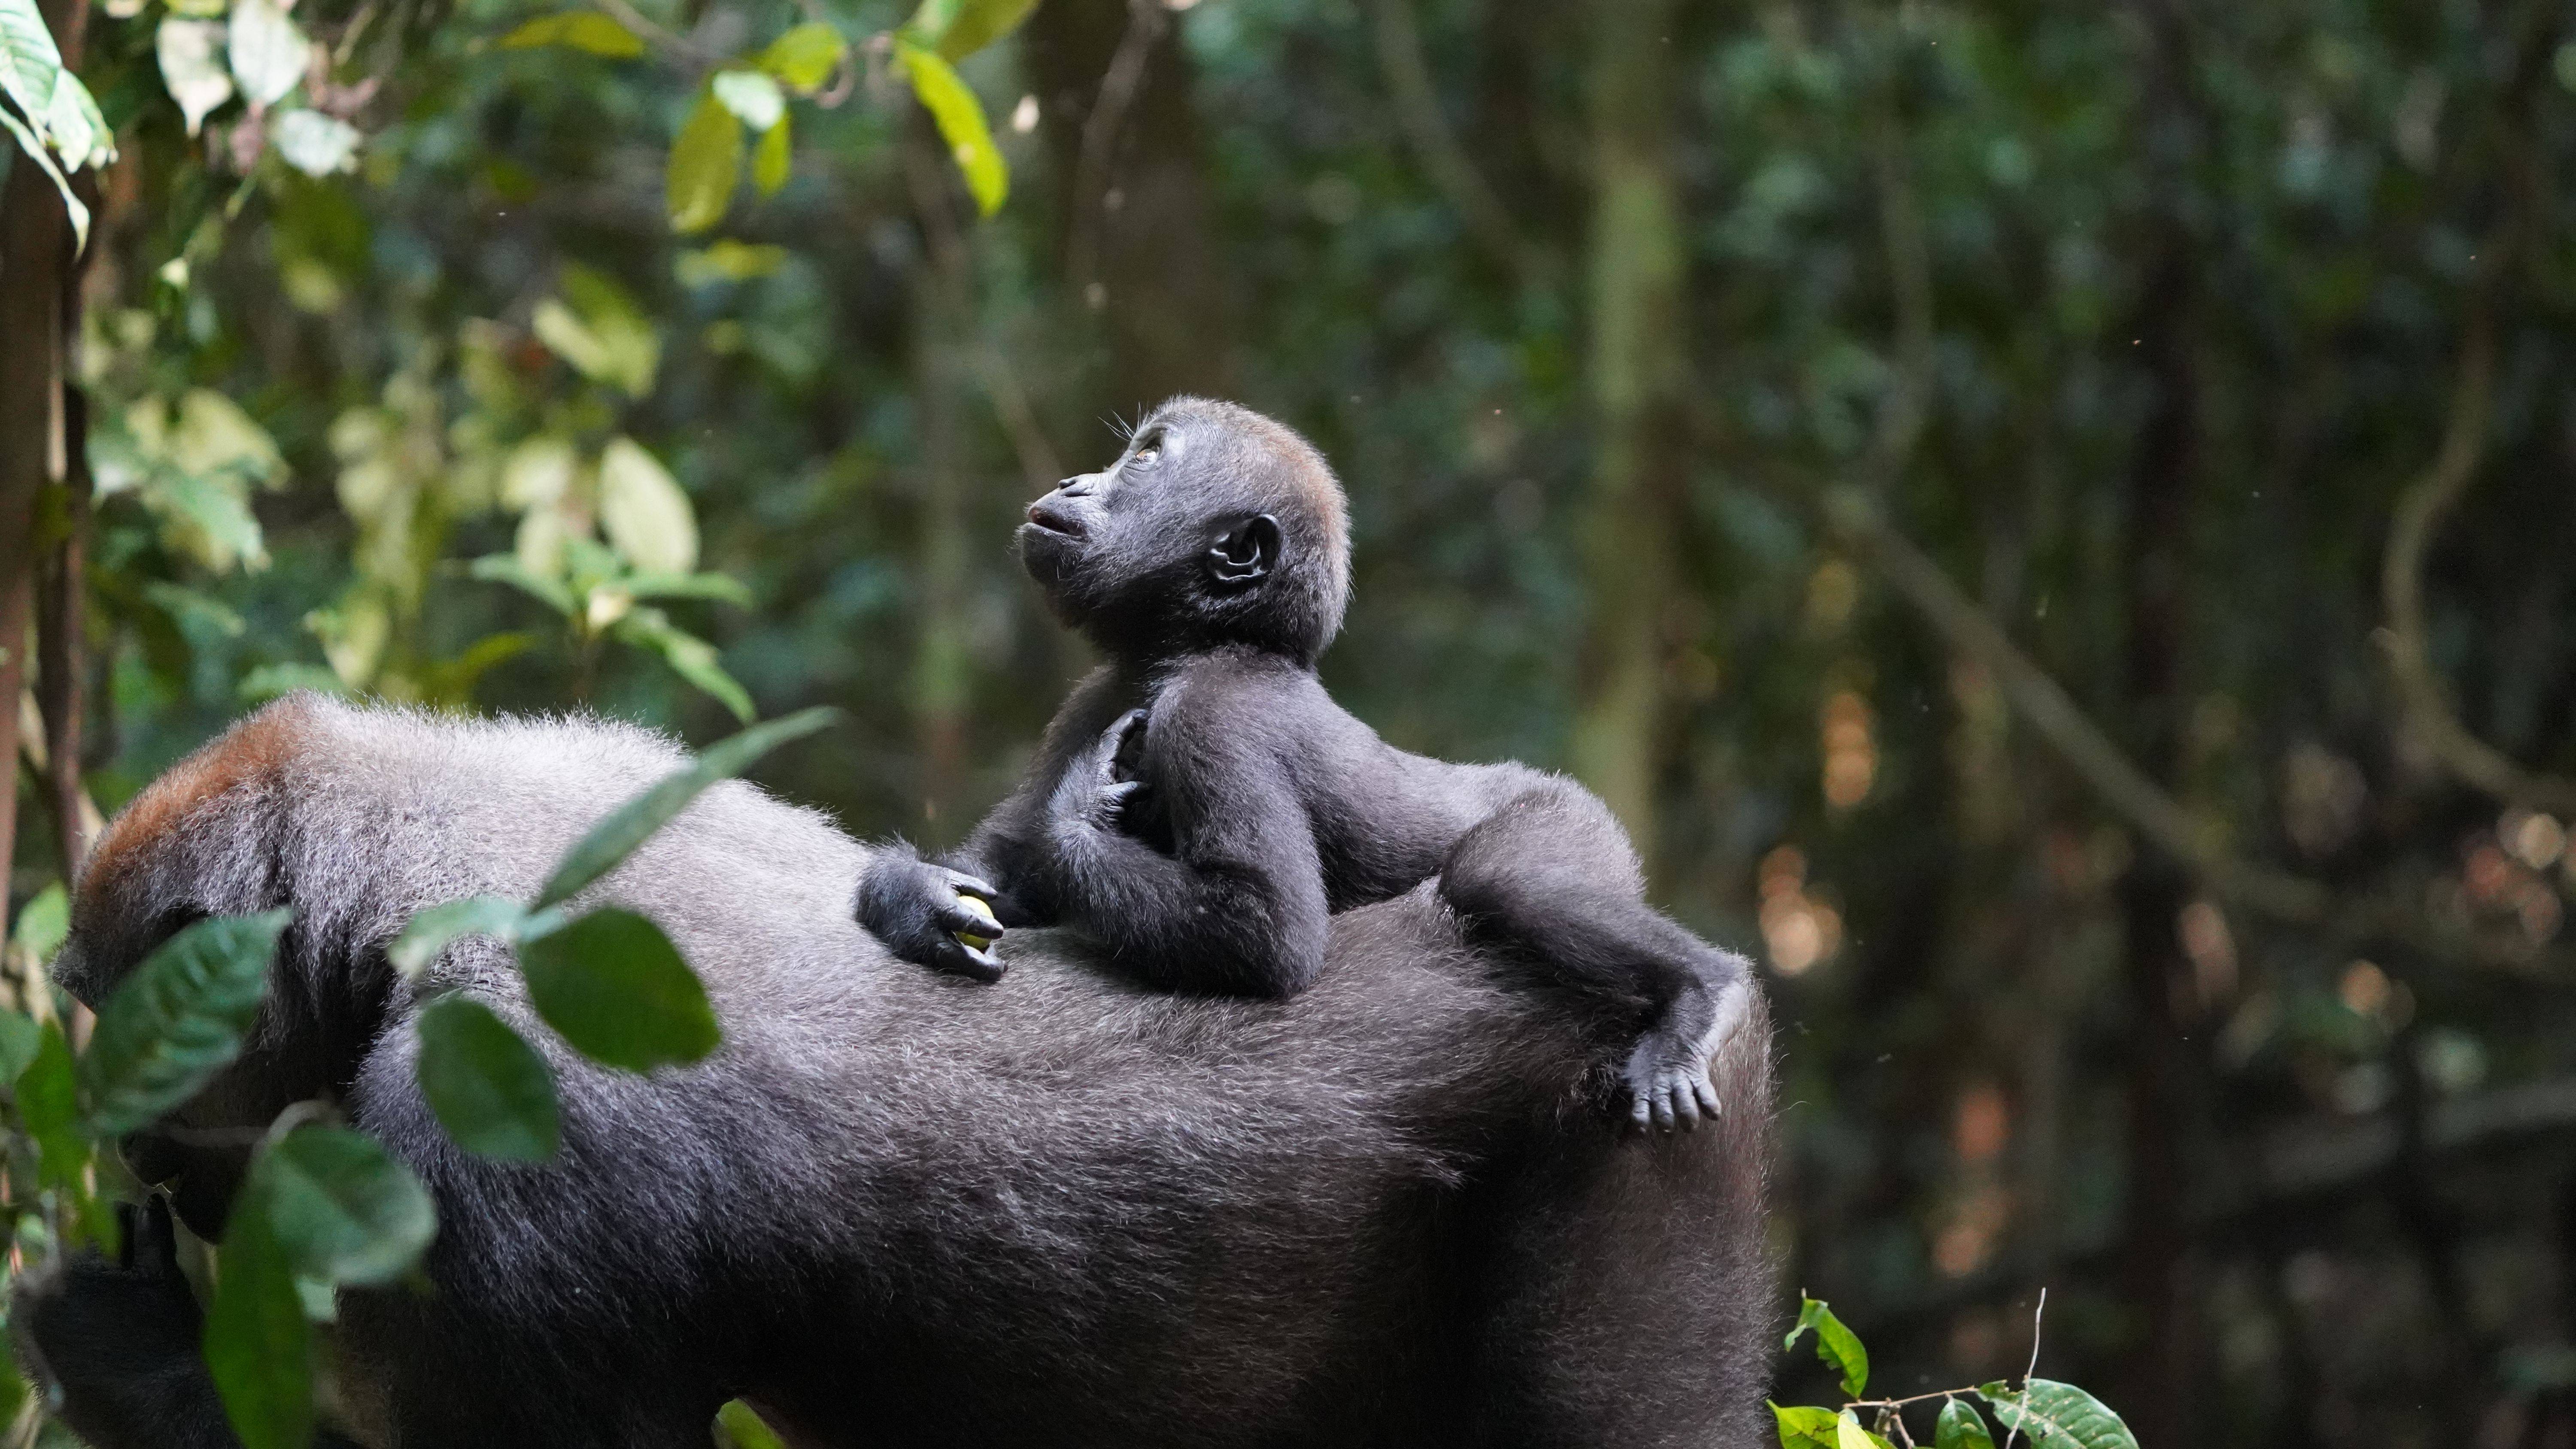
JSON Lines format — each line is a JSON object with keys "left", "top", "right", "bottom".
{"left": 1784, "top": 1296, "right": 1869, "bottom": 1399}
{"left": 666, "top": 85, "right": 741, "bottom": 234}
{"left": 17, "top": 1023, "right": 82, "bottom": 1188}
{"left": 1976, "top": 1380, "right": 2138, "bottom": 1449}
{"left": 716, "top": 1399, "right": 790, "bottom": 1449}
{"left": 495, "top": 10, "right": 643, "bottom": 56}
{"left": 1836, "top": 1410, "right": 1894, "bottom": 1449}
{"left": 156, "top": 17, "right": 234, "bottom": 135}
{"left": 899, "top": 0, "right": 1040, "bottom": 61}
{"left": 205, "top": 1210, "right": 313, "bottom": 1449}
{"left": 81, "top": 910, "right": 289, "bottom": 1138}
{"left": 224, "top": 0, "right": 304, "bottom": 108}
{"left": 752, "top": 112, "right": 790, "bottom": 197}
{"left": 616, "top": 606, "right": 755, "bottom": 723}
{"left": 391, "top": 897, "right": 527, "bottom": 984}
{"left": 674, "top": 239, "right": 787, "bottom": 286}
{"left": 249, "top": 1126, "right": 436, "bottom": 1285}
{"left": 415, "top": 994, "right": 560, "bottom": 1161}
{"left": 0, "top": 105, "right": 88, "bottom": 250}
{"left": 598, "top": 436, "right": 697, "bottom": 574}
{"left": 270, "top": 108, "right": 359, "bottom": 176}
{"left": 0, "top": 0, "right": 65, "bottom": 127}
{"left": 0, "top": 1010, "right": 43, "bottom": 1086}
{"left": 518, "top": 907, "right": 718, "bottom": 1073}
{"left": 532, "top": 706, "right": 836, "bottom": 912}
{"left": 626, "top": 570, "right": 754, "bottom": 606}
{"left": 711, "top": 67, "right": 783, "bottom": 131}
{"left": 10, "top": 880, "right": 68, "bottom": 964}
{"left": 1772, "top": 1403, "right": 1842, "bottom": 1449}
{"left": 756, "top": 22, "right": 844, "bottom": 91}
{"left": 894, "top": 40, "right": 1004, "bottom": 216}
{"left": 1936, "top": 1397, "right": 1997, "bottom": 1449}
{"left": 470, "top": 553, "right": 578, "bottom": 616}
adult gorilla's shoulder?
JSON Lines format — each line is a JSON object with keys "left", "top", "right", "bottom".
{"left": 36, "top": 696, "right": 1775, "bottom": 1449}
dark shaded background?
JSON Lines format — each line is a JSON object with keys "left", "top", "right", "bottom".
{"left": 9, "top": 0, "right": 2576, "bottom": 1443}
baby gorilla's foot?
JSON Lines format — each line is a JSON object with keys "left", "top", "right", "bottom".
{"left": 1621, "top": 1020, "right": 1725, "bottom": 1135}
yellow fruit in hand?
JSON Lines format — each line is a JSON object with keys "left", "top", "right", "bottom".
{"left": 954, "top": 891, "right": 999, "bottom": 951}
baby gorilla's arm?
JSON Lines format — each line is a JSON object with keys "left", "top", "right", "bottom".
{"left": 1043, "top": 709, "right": 1329, "bottom": 998}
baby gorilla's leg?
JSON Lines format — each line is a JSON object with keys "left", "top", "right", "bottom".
{"left": 1437, "top": 785, "right": 1753, "bottom": 1131}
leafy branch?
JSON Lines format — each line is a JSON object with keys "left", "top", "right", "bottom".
{"left": 1771, "top": 1294, "right": 2134, "bottom": 1449}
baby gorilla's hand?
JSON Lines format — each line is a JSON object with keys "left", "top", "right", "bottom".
{"left": 1052, "top": 709, "right": 1151, "bottom": 833}
{"left": 13, "top": 1196, "right": 213, "bottom": 1445}
{"left": 1620, "top": 1025, "right": 1724, "bottom": 1135}
{"left": 855, "top": 852, "right": 1008, "bottom": 983}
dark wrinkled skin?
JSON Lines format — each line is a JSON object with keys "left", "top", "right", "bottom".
{"left": 856, "top": 397, "right": 1757, "bottom": 1131}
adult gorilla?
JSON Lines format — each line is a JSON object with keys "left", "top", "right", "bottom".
{"left": 17, "top": 696, "right": 1773, "bottom": 1447}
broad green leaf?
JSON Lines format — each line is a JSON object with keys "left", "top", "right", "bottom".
{"left": 598, "top": 436, "right": 697, "bottom": 574}
{"left": 899, "top": 0, "right": 1040, "bottom": 61}
{"left": 82, "top": 910, "right": 289, "bottom": 1137}
{"left": 518, "top": 907, "right": 718, "bottom": 1073}
{"left": 530, "top": 288, "right": 658, "bottom": 397}
{"left": 756, "top": 22, "right": 844, "bottom": 91}
{"left": 1835, "top": 1411, "right": 1893, "bottom": 1449}
{"left": 1977, "top": 1380, "right": 2138, "bottom": 1449}
{"left": 470, "top": 553, "right": 578, "bottom": 616}
{"left": 389, "top": 894, "right": 528, "bottom": 978}
{"left": 894, "top": 40, "right": 1004, "bottom": 216}
{"left": 1784, "top": 1296, "right": 1869, "bottom": 1398}
{"left": 0, "top": 0, "right": 64, "bottom": 127}
{"left": 156, "top": 16, "right": 234, "bottom": 134}
{"left": 716, "top": 1399, "right": 790, "bottom": 1449}
{"left": 496, "top": 10, "right": 643, "bottom": 56}
{"left": 501, "top": 434, "right": 577, "bottom": 511}
{"left": 0, "top": 1011, "right": 43, "bottom": 1086}
{"left": 270, "top": 108, "right": 358, "bottom": 175}
{"left": 0, "top": 105, "right": 87, "bottom": 249}
{"left": 711, "top": 67, "right": 783, "bottom": 132}
{"left": 416, "top": 994, "right": 560, "bottom": 1160}
{"left": 44, "top": 67, "right": 112, "bottom": 169}
{"left": 224, "top": 0, "right": 304, "bottom": 108}
{"left": 249, "top": 1126, "right": 436, "bottom": 1285}
{"left": 530, "top": 706, "right": 837, "bottom": 910}
{"left": 1772, "top": 1403, "right": 1841, "bottom": 1449}
{"left": 1936, "top": 1398, "right": 1996, "bottom": 1449}
{"left": 11, "top": 881, "right": 68, "bottom": 963}
{"left": 206, "top": 1210, "right": 313, "bottom": 1449}
{"left": 752, "top": 112, "right": 790, "bottom": 197}
{"left": 18, "top": 1023, "right": 82, "bottom": 1187}
{"left": 616, "top": 609, "right": 755, "bottom": 722}
{"left": 667, "top": 85, "right": 741, "bottom": 234}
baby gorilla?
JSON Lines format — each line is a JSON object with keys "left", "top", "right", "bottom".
{"left": 857, "top": 398, "right": 1750, "bottom": 1128}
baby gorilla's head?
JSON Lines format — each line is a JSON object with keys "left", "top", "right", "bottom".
{"left": 1016, "top": 397, "right": 1351, "bottom": 664}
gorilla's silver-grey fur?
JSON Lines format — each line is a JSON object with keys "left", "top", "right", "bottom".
{"left": 30, "top": 694, "right": 1773, "bottom": 1447}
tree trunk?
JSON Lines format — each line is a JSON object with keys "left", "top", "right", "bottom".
{"left": 1569, "top": 0, "right": 1688, "bottom": 864}
{"left": 0, "top": 0, "right": 89, "bottom": 934}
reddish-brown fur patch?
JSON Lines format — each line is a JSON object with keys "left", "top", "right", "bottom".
{"left": 79, "top": 697, "right": 315, "bottom": 896}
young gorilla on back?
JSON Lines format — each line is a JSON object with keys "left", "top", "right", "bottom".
{"left": 857, "top": 398, "right": 1752, "bottom": 1127}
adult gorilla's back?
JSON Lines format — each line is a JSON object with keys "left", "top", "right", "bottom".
{"left": 48, "top": 696, "right": 1774, "bottom": 1447}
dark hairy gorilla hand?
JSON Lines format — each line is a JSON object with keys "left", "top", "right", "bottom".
{"left": 30, "top": 695, "right": 1772, "bottom": 1448}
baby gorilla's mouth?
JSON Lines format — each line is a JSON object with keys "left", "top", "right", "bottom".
{"left": 1024, "top": 501, "right": 1085, "bottom": 537}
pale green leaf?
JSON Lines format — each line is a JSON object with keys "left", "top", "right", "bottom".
{"left": 530, "top": 706, "right": 838, "bottom": 910}
{"left": 224, "top": 0, "right": 304, "bottom": 108}
{"left": 496, "top": 10, "right": 643, "bottom": 56}
{"left": 1772, "top": 1403, "right": 1841, "bottom": 1449}
{"left": 666, "top": 85, "right": 740, "bottom": 234}
{"left": 752, "top": 112, "right": 789, "bottom": 197}
{"left": 616, "top": 607, "right": 754, "bottom": 722}
{"left": 44, "top": 66, "right": 112, "bottom": 169}
{"left": 1835, "top": 1410, "right": 1893, "bottom": 1449}
{"left": 250, "top": 1126, "right": 436, "bottom": 1285}
{"left": 415, "top": 994, "right": 559, "bottom": 1161}
{"left": 0, "top": 104, "right": 87, "bottom": 249}
{"left": 10, "top": 881, "right": 67, "bottom": 964}
{"left": 206, "top": 1210, "right": 312, "bottom": 1449}
{"left": 1785, "top": 1296, "right": 1869, "bottom": 1399}
{"left": 899, "top": 0, "right": 1039, "bottom": 61}
{"left": 518, "top": 907, "right": 717, "bottom": 1073}
{"left": 894, "top": 40, "right": 1004, "bottom": 215}
{"left": 675, "top": 239, "right": 787, "bottom": 286}
{"left": 500, "top": 434, "right": 577, "bottom": 511}
{"left": 0, "top": 0, "right": 65, "bottom": 126}
{"left": 270, "top": 107, "right": 358, "bottom": 175}
{"left": 155, "top": 16, "right": 233, "bottom": 134}
{"left": 755, "top": 21, "right": 844, "bottom": 91}
{"left": 470, "top": 552, "right": 578, "bottom": 616}
{"left": 711, "top": 67, "right": 782, "bottom": 131}
{"left": 389, "top": 894, "right": 528, "bottom": 978}
{"left": 0, "top": 1010, "right": 42, "bottom": 1086}
{"left": 81, "top": 910, "right": 289, "bottom": 1137}
{"left": 597, "top": 436, "right": 696, "bottom": 574}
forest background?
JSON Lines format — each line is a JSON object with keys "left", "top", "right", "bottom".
{"left": 3, "top": 0, "right": 2574, "bottom": 1444}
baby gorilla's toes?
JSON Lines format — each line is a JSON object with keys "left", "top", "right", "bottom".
{"left": 1621, "top": 1034, "right": 1724, "bottom": 1135}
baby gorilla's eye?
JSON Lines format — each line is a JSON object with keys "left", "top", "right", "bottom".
{"left": 1132, "top": 444, "right": 1161, "bottom": 466}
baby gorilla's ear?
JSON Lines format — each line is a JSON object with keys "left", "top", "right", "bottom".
{"left": 1207, "top": 514, "right": 1281, "bottom": 587}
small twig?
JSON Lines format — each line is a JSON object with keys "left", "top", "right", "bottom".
{"left": 1064, "top": 0, "right": 1165, "bottom": 299}
{"left": 2003, "top": 1287, "right": 2046, "bottom": 1449}
{"left": 1364, "top": 0, "right": 1531, "bottom": 281}
{"left": 589, "top": 0, "right": 724, "bottom": 68}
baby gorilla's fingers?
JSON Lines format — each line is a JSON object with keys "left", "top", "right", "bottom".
{"left": 939, "top": 869, "right": 1000, "bottom": 901}
{"left": 933, "top": 938, "right": 1006, "bottom": 984}
{"left": 1692, "top": 1073, "right": 1723, "bottom": 1122}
